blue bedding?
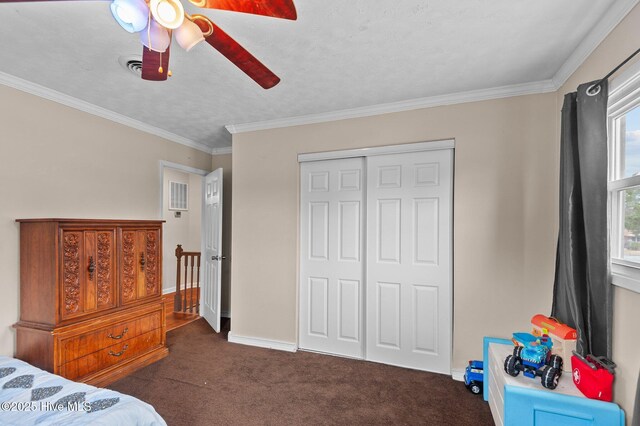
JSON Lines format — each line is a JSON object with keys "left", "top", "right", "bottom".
{"left": 0, "top": 356, "right": 166, "bottom": 425}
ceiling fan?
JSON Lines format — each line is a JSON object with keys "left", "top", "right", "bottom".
{"left": 0, "top": 0, "right": 297, "bottom": 89}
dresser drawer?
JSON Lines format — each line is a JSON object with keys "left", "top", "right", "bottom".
{"left": 59, "top": 309, "right": 162, "bottom": 364}
{"left": 60, "top": 328, "right": 162, "bottom": 381}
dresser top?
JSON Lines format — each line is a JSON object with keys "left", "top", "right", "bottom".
{"left": 16, "top": 218, "right": 165, "bottom": 224}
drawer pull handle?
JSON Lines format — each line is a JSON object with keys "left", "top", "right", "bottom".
{"left": 88, "top": 256, "right": 95, "bottom": 280}
{"left": 108, "top": 344, "right": 129, "bottom": 357}
{"left": 140, "top": 252, "right": 146, "bottom": 271}
{"left": 107, "top": 327, "right": 128, "bottom": 340}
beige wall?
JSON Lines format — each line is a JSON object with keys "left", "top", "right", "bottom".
{"left": 162, "top": 169, "right": 204, "bottom": 293}
{"left": 1, "top": 2, "right": 637, "bottom": 420}
{"left": 212, "top": 154, "right": 232, "bottom": 315}
{"left": 231, "top": 92, "right": 558, "bottom": 357}
{"left": 557, "top": 4, "right": 640, "bottom": 422}
{"left": 0, "top": 84, "right": 212, "bottom": 356}
{"left": 188, "top": 173, "right": 203, "bottom": 256}
{"left": 230, "top": 5, "right": 640, "bottom": 421}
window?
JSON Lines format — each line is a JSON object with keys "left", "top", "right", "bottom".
{"left": 608, "top": 61, "right": 640, "bottom": 293}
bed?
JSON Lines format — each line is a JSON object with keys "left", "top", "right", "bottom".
{"left": 0, "top": 356, "right": 166, "bottom": 425}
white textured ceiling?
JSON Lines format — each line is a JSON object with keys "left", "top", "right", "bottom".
{"left": 0, "top": 0, "right": 626, "bottom": 150}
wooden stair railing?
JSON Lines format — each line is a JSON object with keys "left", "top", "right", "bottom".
{"left": 174, "top": 244, "right": 201, "bottom": 314}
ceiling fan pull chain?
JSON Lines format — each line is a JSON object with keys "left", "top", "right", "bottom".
{"left": 147, "top": 10, "right": 153, "bottom": 53}
{"left": 166, "top": 30, "right": 172, "bottom": 77}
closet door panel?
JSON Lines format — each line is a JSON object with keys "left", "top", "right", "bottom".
{"left": 338, "top": 201, "right": 360, "bottom": 262}
{"left": 377, "top": 199, "right": 401, "bottom": 263}
{"left": 338, "top": 279, "right": 360, "bottom": 341}
{"left": 299, "top": 158, "right": 364, "bottom": 359}
{"left": 366, "top": 150, "right": 452, "bottom": 374}
{"left": 308, "top": 277, "right": 329, "bottom": 337}
{"left": 309, "top": 202, "right": 329, "bottom": 261}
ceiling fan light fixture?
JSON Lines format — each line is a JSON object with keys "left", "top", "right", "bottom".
{"left": 110, "top": 0, "right": 149, "bottom": 33}
{"left": 149, "top": 0, "right": 185, "bottom": 29}
{"left": 140, "top": 19, "right": 171, "bottom": 52}
{"left": 175, "top": 18, "right": 205, "bottom": 51}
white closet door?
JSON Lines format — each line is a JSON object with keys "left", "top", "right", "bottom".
{"left": 365, "top": 150, "right": 452, "bottom": 374}
{"left": 299, "top": 158, "right": 365, "bottom": 358}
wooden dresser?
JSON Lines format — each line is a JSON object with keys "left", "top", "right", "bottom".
{"left": 14, "top": 219, "right": 168, "bottom": 387}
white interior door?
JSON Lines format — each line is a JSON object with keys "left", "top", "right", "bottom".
{"left": 202, "top": 168, "right": 223, "bottom": 332}
{"left": 299, "top": 158, "right": 365, "bottom": 358}
{"left": 365, "top": 150, "right": 452, "bottom": 373}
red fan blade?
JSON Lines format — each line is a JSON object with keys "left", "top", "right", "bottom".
{"left": 194, "top": 0, "right": 296, "bottom": 20}
{"left": 141, "top": 45, "right": 171, "bottom": 81}
{"left": 202, "top": 22, "right": 280, "bottom": 89}
{"left": 0, "top": 0, "right": 109, "bottom": 3}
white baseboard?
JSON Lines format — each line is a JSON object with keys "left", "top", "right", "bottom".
{"left": 227, "top": 332, "right": 297, "bottom": 353}
{"left": 451, "top": 368, "right": 465, "bottom": 382}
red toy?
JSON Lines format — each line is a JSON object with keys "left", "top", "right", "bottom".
{"left": 571, "top": 351, "right": 616, "bottom": 402}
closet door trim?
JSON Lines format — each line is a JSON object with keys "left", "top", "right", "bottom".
{"left": 298, "top": 139, "right": 455, "bottom": 163}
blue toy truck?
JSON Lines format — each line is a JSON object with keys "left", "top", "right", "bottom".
{"left": 504, "top": 332, "right": 563, "bottom": 390}
{"left": 464, "top": 360, "right": 484, "bottom": 395}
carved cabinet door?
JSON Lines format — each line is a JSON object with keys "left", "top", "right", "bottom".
{"left": 60, "top": 228, "right": 117, "bottom": 320}
{"left": 120, "top": 228, "right": 161, "bottom": 304}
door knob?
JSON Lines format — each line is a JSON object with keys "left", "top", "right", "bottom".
{"left": 211, "top": 255, "right": 227, "bottom": 261}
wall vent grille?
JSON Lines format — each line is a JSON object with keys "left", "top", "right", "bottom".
{"left": 169, "top": 181, "right": 189, "bottom": 211}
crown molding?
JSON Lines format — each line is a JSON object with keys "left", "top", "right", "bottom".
{"left": 225, "top": 0, "right": 639, "bottom": 135}
{"left": 0, "top": 71, "right": 214, "bottom": 155}
{"left": 211, "top": 146, "right": 232, "bottom": 155}
{"left": 225, "top": 79, "right": 556, "bottom": 134}
{"left": 551, "top": 0, "right": 640, "bottom": 89}
{"left": 4, "top": 0, "right": 636, "bottom": 146}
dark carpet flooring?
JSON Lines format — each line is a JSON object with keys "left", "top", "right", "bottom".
{"left": 109, "top": 319, "right": 494, "bottom": 425}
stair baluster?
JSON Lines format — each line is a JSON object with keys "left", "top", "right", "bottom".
{"left": 174, "top": 244, "right": 201, "bottom": 314}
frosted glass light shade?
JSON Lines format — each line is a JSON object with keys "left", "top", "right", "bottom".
{"left": 110, "top": 0, "right": 149, "bottom": 33}
{"left": 175, "top": 19, "right": 205, "bottom": 51}
{"left": 149, "top": 0, "right": 184, "bottom": 30}
{"left": 140, "top": 19, "right": 171, "bottom": 53}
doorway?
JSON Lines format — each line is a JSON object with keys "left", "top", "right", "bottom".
{"left": 160, "top": 161, "right": 228, "bottom": 332}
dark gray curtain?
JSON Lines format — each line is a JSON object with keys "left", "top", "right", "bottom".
{"left": 551, "top": 80, "right": 612, "bottom": 358}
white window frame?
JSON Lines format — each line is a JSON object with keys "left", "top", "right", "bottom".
{"left": 608, "top": 59, "right": 640, "bottom": 294}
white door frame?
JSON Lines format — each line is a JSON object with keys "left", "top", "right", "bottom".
{"left": 158, "top": 160, "right": 209, "bottom": 219}
{"left": 297, "top": 139, "right": 455, "bottom": 372}
{"left": 298, "top": 140, "right": 454, "bottom": 162}
{"left": 158, "top": 161, "right": 209, "bottom": 298}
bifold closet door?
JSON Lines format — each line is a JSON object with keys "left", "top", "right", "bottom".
{"left": 299, "top": 158, "right": 365, "bottom": 358}
{"left": 366, "top": 150, "right": 452, "bottom": 374}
